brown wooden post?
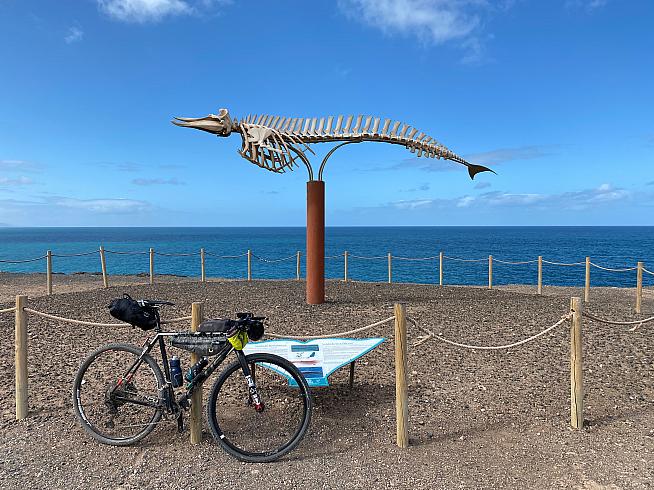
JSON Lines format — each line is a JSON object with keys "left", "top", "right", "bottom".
{"left": 394, "top": 303, "right": 409, "bottom": 448}
{"left": 439, "top": 251, "right": 444, "bottom": 287}
{"left": 15, "top": 295, "right": 28, "bottom": 420}
{"left": 99, "top": 246, "right": 108, "bottom": 288}
{"left": 190, "top": 302, "right": 204, "bottom": 444}
{"left": 570, "top": 297, "right": 584, "bottom": 429}
{"left": 537, "top": 255, "right": 543, "bottom": 295}
{"left": 344, "top": 251, "right": 349, "bottom": 282}
{"left": 46, "top": 250, "right": 52, "bottom": 295}
{"left": 388, "top": 253, "right": 392, "bottom": 284}
{"left": 200, "top": 248, "right": 206, "bottom": 283}
{"left": 296, "top": 251, "right": 301, "bottom": 281}
{"left": 584, "top": 256, "right": 590, "bottom": 303}
{"left": 488, "top": 255, "right": 493, "bottom": 290}
{"left": 306, "top": 180, "right": 325, "bottom": 304}
{"left": 149, "top": 248, "right": 154, "bottom": 285}
{"left": 247, "top": 249, "right": 252, "bottom": 281}
{"left": 636, "top": 261, "right": 643, "bottom": 314}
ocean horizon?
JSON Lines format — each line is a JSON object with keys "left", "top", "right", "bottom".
{"left": 1, "top": 226, "right": 653, "bottom": 288}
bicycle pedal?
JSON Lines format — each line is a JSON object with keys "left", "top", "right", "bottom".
{"left": 177, "top": 394, "right": 191, "bottom": 410}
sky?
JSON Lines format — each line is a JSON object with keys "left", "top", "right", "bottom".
{"left": 0, "top": 0, "right": 652, "bottom": 227}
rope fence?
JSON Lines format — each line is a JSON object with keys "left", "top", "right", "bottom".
{"left": 252, "top": 253, "right": 297, "bottom": 263}
{"left": 493, "top": 259, "right": 538, "bottom": 265}
{"left": 541, "top": 260, "right": 585, "bottom": 266}
{"left": 7, "top": 293, "right": 650, "bottom": 447}
{"left": 1, "top": 247, "right": 652, "bottom": 313}
{"left": 443, "top": 255, "right": 486, "bottom": 262}
{"left": 589, "top": 262, "right": 637, "bottom": 272}
{"left": 51, "top": 251, "right": 99, "bottom": 258}
{"left": 104, "top": 250, "right": 148, "bottom": 255}
{"left": 406, "top": 314, "right": 572, "bottom": 350}
{"left": 582, "top": 310, "right": 654, "bottom": 331}
{"left": 0, "top": 255, "right": 47, "bottom": 264}
{"left": 267, "top": 316, "right": 395, "bottom": 340}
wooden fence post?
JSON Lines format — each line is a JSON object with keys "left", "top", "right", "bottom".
{"left": 344, "top": 251, "right": 349, "bottom": 282}
{"left": 15, "top": 295, "right": 28, "bottom": 420}
{"left": 388, "top": 253, "right": 392, "bottom": 284}
{"left": 537, "top": 256, "right": 543, "bottom": 295}
{"left": 488, "top": 255, "right": 493, "bottom": 290}
{"left": 570, "top": 297, "right": 584, "bottom": 429}
{"left": 200, "top": 248, "right": 206, "bottom": 283}
{"left": 584, "top": 256, "right": 590, "bottom": 303}
{"left": 149, "top": 248, "right": 154, "bottom": 285}
{"left": 190, "top": 302, "right": 204, "bottom": 444}
{"left": 296, "top": 251, "right": 301, "bottom": 281}
{"left": 636, "top": 261, "right": 643, "bottom": 314}
{"left": 394, "top": 303, "right": 409, "bottom": 448}
{"left": 99, "top": 246, "right": 109, "bottom": 288}
{"left": 247, "top": 250, "right": 252, "bottom": 281}
{"left": 439, "top": 251, "right": 443, "bottom": 287}
{"left": 46, "top": 250, "right": 52, "bottom": 295}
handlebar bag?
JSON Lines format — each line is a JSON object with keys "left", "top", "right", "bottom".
{"left": 246, "top": 321, "right": 264, "bottom": 341}
{"left": 108, "top": 294, "right": 157, "bottom": 330}
{"left": 198, "top": 319, "right": 238, "bottom": 336}
{"left": 199, "top": 319, "right": 253, "bottom": 350}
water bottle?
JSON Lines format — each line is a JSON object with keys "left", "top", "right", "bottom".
{"left": 185, "top": 358, "right": 209, "bottom": 385}
{"left": 169, "top": 356, "right": 183, "bottom": 388}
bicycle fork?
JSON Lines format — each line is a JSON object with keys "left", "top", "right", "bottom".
{"left": 236, "top": 351, "right": 264, "bottom": 413}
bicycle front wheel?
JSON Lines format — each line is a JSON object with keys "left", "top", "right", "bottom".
{"left": 207, "top": 353, "right": 312, "bottom": 462}
{"left": 72, "top": 343, "right": 165, "bottom": 446}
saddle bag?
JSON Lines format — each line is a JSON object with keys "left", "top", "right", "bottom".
{"left": 108, "top": 294, "right": 157, "bottom": 330}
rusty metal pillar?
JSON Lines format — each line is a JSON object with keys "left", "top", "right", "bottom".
{"left": 306, "top": 180, "right": 325, "bottom": 304}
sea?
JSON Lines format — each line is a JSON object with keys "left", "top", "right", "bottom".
{"left": 0, "top": 227, "right": 653, "bottom": 288}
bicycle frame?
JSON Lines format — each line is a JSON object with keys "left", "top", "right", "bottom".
{"left": 112, "top": 328, "right": 245, "bottom": 413}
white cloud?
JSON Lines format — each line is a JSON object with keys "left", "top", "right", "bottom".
{"left": 98, "top": 0, "right": 192, "bottom": 22}
{"left": 392, "top": 199, "right": 434, "bottom": 209}
{"left": 456, "top": 195, "right": 475, "bottom": 207}
{"left": 465, "top": 145, "right": 553, "bottom": 165}
{"left": 132, "top": 177, "right": 185, "bottom": 186}
{"left": 385, "top": 183, "right": 634, "bottom": 212}
{"left": 566, "top": 0, "right": 609, "bottom": 10}
{"left": 64, "top": 26, "right": 83, "bottom": 44}
{"left": 99, "top": 161, "right": 145, "bottom": 172}
{"left": 0, "top": 176, "right": 33, "bottom": 186}
{"left": 52, "top": 197, "right": 151, "bottom": 213}
{"left": 338, "top": 0, "right": 481, "bottom": 43}
{"left": 0, "top": 160, "right": 42, "bottom": 172}
{"left": 337, "top": 0, "right": 500, "bottom": 62}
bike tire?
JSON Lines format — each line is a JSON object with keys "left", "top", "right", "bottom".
{"left": 207, "top": 352, "right": 312, "bottom": 463}
{"left": 72, "top": 343, "right": 165, "bottom": 446}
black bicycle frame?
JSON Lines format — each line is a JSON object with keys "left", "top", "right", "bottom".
{"left": 113, "top": 328, "right": 244, "bottom": 411}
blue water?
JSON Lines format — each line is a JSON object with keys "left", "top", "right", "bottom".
{"left": 0, "top": 227, "right": 653, "bottom": 287}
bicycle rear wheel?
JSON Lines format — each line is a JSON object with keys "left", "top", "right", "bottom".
{"left": 207, "top": 353, "right": 312, "bottom": 462}
{"left": 72, "top": 343, "right": 165, "bottom": 446}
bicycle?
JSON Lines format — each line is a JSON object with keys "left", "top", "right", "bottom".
{"left": 72, "top": 298, "right": 312, "bottom": 463}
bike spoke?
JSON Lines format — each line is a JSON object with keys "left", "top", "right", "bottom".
{"left": 75, "top": 347, "right": 162, "bottom": 442}
{"left": 209, "top": 356, "right": 310, "bottom": 460}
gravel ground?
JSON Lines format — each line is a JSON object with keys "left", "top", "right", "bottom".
{"left": 0, "top": 275, "right": 652, "bottom": 489}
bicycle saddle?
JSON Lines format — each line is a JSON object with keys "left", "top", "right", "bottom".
{"left": 139, "top": 299, "right": 175, "bottom": 308}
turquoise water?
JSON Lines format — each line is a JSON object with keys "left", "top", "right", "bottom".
{"left": 0, "top": 227, "right": 653, "bottom": 287}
